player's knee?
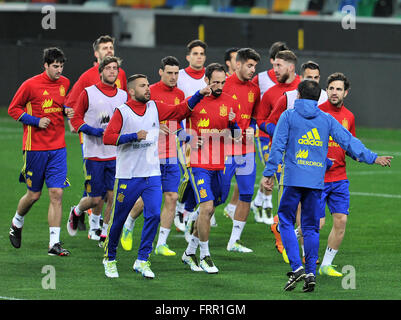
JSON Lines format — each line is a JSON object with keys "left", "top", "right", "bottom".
{"left": 333, "top": 213, "right": 347, "bottom": 230}
{"left": 27, "top": 190, "right": 42, "bottom": 202}
{"left": 48, "top": 188, "right": 63, "bottom": 203}
{"left": 239, "top": 194, "right": 253, "bottom": 203}
{"left": 165, "top": 192, "right": 178, "bottom": 204}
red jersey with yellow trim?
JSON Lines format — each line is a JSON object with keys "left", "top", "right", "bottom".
{"left": 8, "top": 71, "right": 70, "bottom": 151}
{"left": 254, "top": 77, "right": 300, "bottom": 139}
{"left": 150, "top": 81, "right": 185, "bottom": 159}
{"left": 319, "top": 101, "right": 356, "bottom": 183}
{"left": 188, "top": 92, "right": 238, "bottom": 170}
{"left": 223, "top": 72, "right": 260, "bottom": 155}
{"left": 65, "top": 63, "right": 127, "bottom": 144}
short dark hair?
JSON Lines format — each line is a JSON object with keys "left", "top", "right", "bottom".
{"left": 98, "top": 56, "right": 121, "bottom": 73}
{"left": 205, "top": 63, "right": 226, "bottom": 80}
{"left": 127, "top": 74, "right": 147, "bottom": 88}
{"left": 186, "top": 39, "right": 207, "bottom": 54}
{"left": 327, "top": 72, "right": 350, "bottom": 91}
{"left": 160, "top": 56, "right": 180, "bottom": 70}
{"left": 269, "top": 41, "right": 289, "bottom": 60}
{"left": 301, "top": 60, "right": 320, "bottom": 75}
{"left": 236, "top": 48, "right": 260, "bottom": 63}
{"left": 298, "top": 80, "right": 321, "bottom": 101}
{"left": 43, "top": 47, "right": 66, "bottom": 65}
{"left": 224, "top": 47, "right": 239, "bottom": 63}
{"left": 93, "top": 35, "right": 115, "bottom": 52}
{"left": 275, "top": 50, "right": 297, "bottom": 65}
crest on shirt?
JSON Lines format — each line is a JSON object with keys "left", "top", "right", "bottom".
{"left": 115, "top": 79, "right": 121, "bottom": 89}
{"left": 342, "top": 118, "right": 349, "bottom": 130}
{"left": 248, "top": 91, "right": 254, "bottom": 103}
{"left": 174, "top": 97, "right": 180, "bottom": 105}
{"left": 59, "top": 85, "right": 65, "bottom": 97}
{"left": 219, "top": 104, "right": 227, "bottom": 117}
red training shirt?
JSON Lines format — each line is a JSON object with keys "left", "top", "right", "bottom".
{"left": 8, "top": 71, "right": 70, "bottom": 151}
{"left": 223, "top": 72, "right": 260, "bottom": 155}
{"left": 187, "top": 92, "right": 238, "bottom": 171}
{"left": 150, "top": 81, "right": 185, "bottom": 159}
{"left": 319, "top": 101, "right": 356, "bottom": 183}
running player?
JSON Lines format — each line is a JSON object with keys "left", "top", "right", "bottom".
{"left": 8, "top": 47, "right": 72, "bottom": 256}
{"left": 255, "top": 50, "right": 300, "bottom": 252}
{"left": 182, "top": 63, "right": 238, "bottom": 273}
{"left": 176, "top": 40, "right": 209, "bottom": 231}
{"left": 65, "top": 35, "right": 128, "bottom": 231}
{"left": 102, "top": 74, "right": 213, "bottom": 278}
{"left": 68, "top": 56, "right": 128, "bottom": 247}
{"left": 120, "top": 56, "right": 186, "bottom": 256}
{"left": 221, "top": 48, "right": 261, "bottom": 253}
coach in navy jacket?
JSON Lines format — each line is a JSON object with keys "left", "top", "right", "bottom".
{"left": 262, "top": 80, "right": 392, "bottom": 292}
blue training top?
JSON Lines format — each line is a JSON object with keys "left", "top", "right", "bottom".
{"left": 263, "top": 98, "right": 377, "bottom": 190}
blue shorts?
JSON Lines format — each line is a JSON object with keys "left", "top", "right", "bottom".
{"left": 320, "top": 179, "right": 350, "bottom": 218}
{"left": 83, "top": 159, "right": 116, "bottom": 197}
{"left": 222, "top": 153, "right": 257, "bottom": 202}
{"left": 19, "top": 148, "right": 69, "bottom": 192}
{"left": 255, "top": 136, "right": 270, "bottom": 164}
{"left": 190, "top": 167, "right": 225, "bottom": 207}
{"left": 160, "top": 157, "right": 180, "bottom": 193}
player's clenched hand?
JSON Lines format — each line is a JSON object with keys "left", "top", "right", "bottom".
{"left": 136, "top": 130, "right": 148, "bottom": 141}
{"left": 262, "top": 176, "right": 274, "bottom": 191}
{"left": 228, "top": 107, "right": 236, "bottom": 122}
{"left": 375, "top": 156, "right": 393, "bottom": 167}
{"left": 39, "top": 117, "right": 51, "bottom": 129}
{"left": 64, "top": 107, "right": 74, "bottom": 119}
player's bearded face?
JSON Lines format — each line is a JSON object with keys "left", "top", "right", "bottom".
{"left": 102, "top": 62, "right": 119, "bottom": 85}
{"left": 96, "top": 42, "right": 115, "bottom": 62}
{"left": 208, "top": 71, "right": 226, "bottom": 97}
{"left": 327, "top": 80, "right": 347, "bottom": 107}
{"left": 273, "top": 59, "right": 291, "bottom": 83}
{"left": 133, "top": 79, "right": 151, "bottom": 103}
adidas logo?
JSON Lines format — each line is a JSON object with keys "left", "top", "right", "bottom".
{"left": 43, "top": 90, "right": 49, "bottom": 95}
{"left": 298, "top": 128, "right": 323, "bottom": 147}
{"left": 200, "top": 108, "right": 207, "bottom": 114}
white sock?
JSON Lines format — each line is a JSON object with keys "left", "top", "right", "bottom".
{"left": 90, "top": 214, "right": 101, "bottom": 230}
{"left": 254, "top": 190, "right": 264, "bottom": 207}
{"left": 156, "top": 227, "right": 170, "bottom": 247}
{"left": 228, "top": 220, "right": 246, "bottom": 247}
{"left": 263, "top": 194, "right": 273, "bottom": 209}
{"left": 321, "top": 247, "right": 338, "bottom": 266}
{"left": 188, "top": 209, "right": 199, "bottom": 223}
{"left": 12, "top": 212, "right": 24, "bottom": 228}
{"left": 49, "top": 227, "right": 60, "bottom": 247}
{"left": 199, "top": 240, "right": 210, "bottom": 260}
{"left": 301, "top": 244, "right": 305, "bottom": 257}
{"left": 186, "top": 235, "right": 199, "bottom": 255}
{"left": 295, "top": 228, "right": 301, "bottom": 240}
{"left": 101, "top": 223, "right": 108, "bottom": 237}
{"left": 176, "top": 201, "right": 184, "bottom": 214}
{"left": 225, "top": 203, "right": 236, "bottom": 213}
{"left": 124, "top": 215, "right": 136, "bottom": 231}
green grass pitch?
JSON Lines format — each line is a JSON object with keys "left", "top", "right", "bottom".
{"left": 0, "top": 107, "right": 400, "bottom": 301}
